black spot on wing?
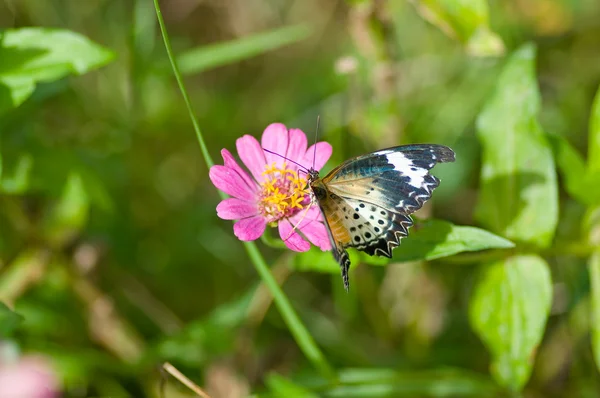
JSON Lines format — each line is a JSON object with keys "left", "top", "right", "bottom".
{"left": 361, "top": 213, "right": 413, "bottom": 257}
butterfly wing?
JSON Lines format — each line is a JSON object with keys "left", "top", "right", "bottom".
{"left": 315, "top": 144, "right": 455, "bottom": 290}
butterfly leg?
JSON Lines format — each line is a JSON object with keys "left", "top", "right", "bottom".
{"left": 283, "top": 202, "right": 314, "bottom": 241}
{"left": 332, "top": 246, "right": 351, "bottom": 292}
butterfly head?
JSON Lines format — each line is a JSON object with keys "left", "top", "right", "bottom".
{"left": 306, "top": 168, "right": 327, "bottom": 201}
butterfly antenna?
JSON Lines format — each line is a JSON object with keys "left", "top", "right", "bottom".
{"left": 312, "top": 115, "right": 320, "bottom": 170}
{"left": 263, "top": 148, "right": 309, "bottom": 173}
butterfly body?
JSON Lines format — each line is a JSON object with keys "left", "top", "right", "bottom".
{"left": 307, "top": 144, "right": 455, "bottom": 291}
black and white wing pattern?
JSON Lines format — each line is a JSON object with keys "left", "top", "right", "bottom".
{"left": 309, "top": 144, "right": 455, "bottom": 290}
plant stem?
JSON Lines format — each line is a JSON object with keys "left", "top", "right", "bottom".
{"left": 243, "top": 242, "right": 336, "bottom": 379}
{"left": 153, "top": 0, "right": 335, "bottom": 381}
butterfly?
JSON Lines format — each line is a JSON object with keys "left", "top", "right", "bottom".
{"left": 306, "top": 144, "right": 455, "bottom": 291}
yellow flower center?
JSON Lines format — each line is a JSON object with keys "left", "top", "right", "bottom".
{"left": 258, "top": 162, "right": 309, "bottom": 223}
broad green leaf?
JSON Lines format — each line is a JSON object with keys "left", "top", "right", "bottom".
{"left": 0, "top": 302, "right": 23, "bottom": 337}
{"left": 590, "top": 250, "right": 600, "bottom": 373}
{"left": 547, "top": 133, "right": 600, "bottom": 205}
{"left": 0, "top": 28, "right": 114, "bottom": 112}
{"left": 476, "top": 44, "right": 558, "bottom": 248}
{"left": 42, "top": 172, "right": 90, "bottom": 247}
{"left": 387, "top": 220, "right": 514, "bottom": 263}
{"left": 590, "top": 84, "right": 600, "bottom": 172}
{"left": 469, "top": 255, "right": 552, "bottom": 390}
{"left": 177, "top": 24, "right": 312, "bottom": 75}
{"left": 410, "top": 0, "right": 504, "bottom": 56}
{"left": 293, "top": 220, "right": 514, "bottom": 273}
{"left": 265, "top": 373, "right": 319, "bottom": 398}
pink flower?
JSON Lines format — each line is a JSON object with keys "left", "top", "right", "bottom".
{"left": 209, "top": 123, "right": 332, "bottom": 252}
{"left": 0, "top": 356, "right": 60, "bottom": 398}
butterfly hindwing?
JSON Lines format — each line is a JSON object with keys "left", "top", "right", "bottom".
{"left": 333, "top": 197, "right": 414, "bottom": 257}
{"left": 309, "top": 144, "right": 455, "bottom": 290}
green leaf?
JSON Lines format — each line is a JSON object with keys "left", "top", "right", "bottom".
{"left": 410, "top": 0, "right": 504, "bottom": 56}
{"left": 0, "top": 302, "right": 23, "bottom": 338}
{"left": 177, "top": 24, "right": 312, "bottom": 75}
{"left": 475, "top": 43, "right": 558, "bottom": 248}
{"left": 42, "top": 172, "right": 90, "bottom": 247}
{"left": 590, "top": 250, "right": 600, "bottom": 373}
{"left": 293, "top": 220, "right": 514, "bottom": 273}
{"left": 386, "top": 220, "right": 515, "bottom": 263}
{"left": 590, "top": 84, "right": 600, "bottom": 173}
{"left": 469, "top": 255, "right": 552, "bottom": 390}
{"left": 265, "top": 373, "right": 319, "bottom": 398}
{"left": 0, "top": 27, "right": 114, "bottom": 112}
{"left": 546, "top": 133, "right": 600, "bottom": 205}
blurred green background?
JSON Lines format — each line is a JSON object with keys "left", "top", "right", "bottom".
{"left": 1, "top": 0, "right": 600, "bottom": 397}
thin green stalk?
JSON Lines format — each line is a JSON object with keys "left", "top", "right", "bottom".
{"left": 152, "top": 0, "right": 335, "bottom": 381}
{"left": 243, "top": 242, "right": 335, "bottom": 380}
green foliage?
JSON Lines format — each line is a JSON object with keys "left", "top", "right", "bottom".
{"left": 42, "top": 172, "right": 90, "bottom": 247}
{"left": 294, "top": 219, "right": 514, "bottom": 273}
{"left": 261, "top": 368, "right": 499, "bottom": 397}
{"left": 0, "top": 302, "right": 23, "bottom": 337}
{"left": 476, "top": 44, "right": 558, "bottom": 248}
{"left": 547, "top": 133, "right": 592, "bottom": 204}
{"left": 0, "top": 28, "right": 114, "bottom": 114}
{"left": 410, "top": 0, "right": 504, "bottom": 56}
{"left": 590, "top": 86, "right": 600, "bottom": 172}
{"left": 264, "top": 373, "right": 319, "bottom": 398}
{"left": 469, "top": 255, "right": 552, "bottom": 390}
{"left": 177, "top": 24, "right": 313, "bottom": 76}
{"left": 590, "top": 250, "right": 600, "bottom": 372}
{"left": 1, "top": 1, "right": 600, "bottom": 397}
{"left": 548, "top": 85, "right": 600, "bottom": 205}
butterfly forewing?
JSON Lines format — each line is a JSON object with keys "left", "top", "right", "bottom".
{"left": 310, "top": 144, "right": 455, "bottom": 291}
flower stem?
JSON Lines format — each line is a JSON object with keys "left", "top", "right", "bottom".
{"left": 153, "top": 0, "right": 335, "bottom": 381}
{"left": 243, "top": 242, "right": 336, "bottom": 380}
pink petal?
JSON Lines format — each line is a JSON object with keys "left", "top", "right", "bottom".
{"left": 216, "top": 198, "right": 258, "bottom": 220}
{"left": 289, "top": 207, "right": 332, "bottom": 251}
{"left": 303, "top": 142, "right": 332, "bottom": 171}
{"left": 236, "top": 135, "right": 267, "bottom": 183}
{"left": 209, "top": 165, "right": 257, "bottom": 200}
{"left": 305, "top": 206, "right": 325, "bottom": 222}
{"left": 261, "top": 123, "right": 289, "bottom": 169}
{"left": 279, "top": 219, "right": 311, "bottom": 252}
{"left": 221, "top": 149, "right": 256, "bottom": 193}
{"left": 286, "top": 128, "right": 309, "bottom": 170}
{"left": 234, "top": 216, "right": 267, "bottom": 241}
{"left": 0, "top": 356, "right": 59, "bottom": 398}
{"left": 299, "top": 221, "right": 332, "bottom": 251}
